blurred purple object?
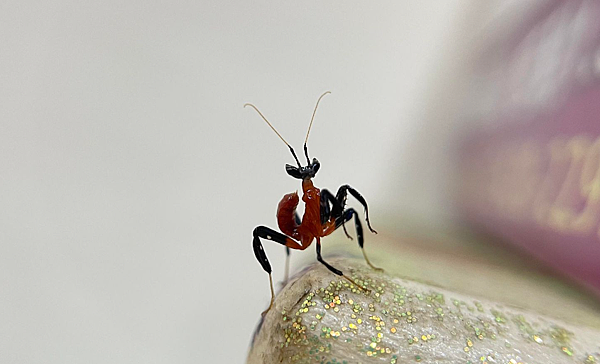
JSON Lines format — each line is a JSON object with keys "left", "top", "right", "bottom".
{"left": 457, "top": 0, "right": 600, "bottom": 293}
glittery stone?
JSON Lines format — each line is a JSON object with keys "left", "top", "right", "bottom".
{"left": 249, "top": 259, "right": 600, "bottom": 364}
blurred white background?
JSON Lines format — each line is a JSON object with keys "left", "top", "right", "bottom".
{"left": 0, "top": 1, "right": 519, "bottom": 362}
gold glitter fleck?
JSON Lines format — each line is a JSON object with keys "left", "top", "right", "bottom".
{"left": 390, "top": 327, "right": 397, "bottom": 333}
{"left": 561, "top": 346, "right": 573, "bottom": 356}
{"left": 491, "top": 310, "right": 506, "bottom": 324}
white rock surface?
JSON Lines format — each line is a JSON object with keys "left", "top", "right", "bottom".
{"left": 248, "top": 258, "right": 600, "bottom": 364}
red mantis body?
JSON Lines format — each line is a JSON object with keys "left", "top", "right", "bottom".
{"left": 277, "top": 180, "right": 334, "bottom": 250}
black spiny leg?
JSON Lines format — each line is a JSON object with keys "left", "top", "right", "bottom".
{"left": 335, "top": 209, "right": 383, "bottom": 272}
{"left": 336, "top": 185, "right": 378, "bottom": 234}
{"left": 283, "top": 247, "right": 290, "bottom": 284}
{"left": 315, "top": 239, "right": 343, "bottom": 276}
{"left": 320, "top": 189, "right": 332, "bottom": 225}
{"left": 321, "top": 189, "right": 344, "bottom": 220}
{"left": 253, "top": 226, "right": 296, "bottom": 315}
{"left": 321, "top": 189, "right": 352, "bottom": 239}
{"left": 315, "top": 239, "right": 367, "bottom": 291}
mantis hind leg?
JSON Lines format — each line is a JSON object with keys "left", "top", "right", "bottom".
{"left": 315, "top": 239, "right": 370, "bottom": 292}
{"left": 334, "top": 208, "right": 383, "bottom": 272}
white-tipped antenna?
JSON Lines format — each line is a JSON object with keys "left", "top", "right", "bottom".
{"left": 244, "top": 103, "right": 291, "bottom": 147}
{"left": 303, "top": 91, "right": 331, "bottom": 163}
{"left": 244, "top": 102, "right": 302, "bottom": 167}
{"left": 305, "top": 91, "right": 331, "bottom": 144}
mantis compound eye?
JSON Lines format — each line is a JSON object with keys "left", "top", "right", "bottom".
{"left": 311, "top": 158, "right": 320, "bottom": 175}
{"left": 285, "top": 164, "right": 303, "bottom": 179}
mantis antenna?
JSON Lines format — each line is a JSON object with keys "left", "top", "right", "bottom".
{"left": 304, "top": 91, "right": 331, "bottom": 163}
{"left": 244, "top": 102, "right": 302, "bottom": 167}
